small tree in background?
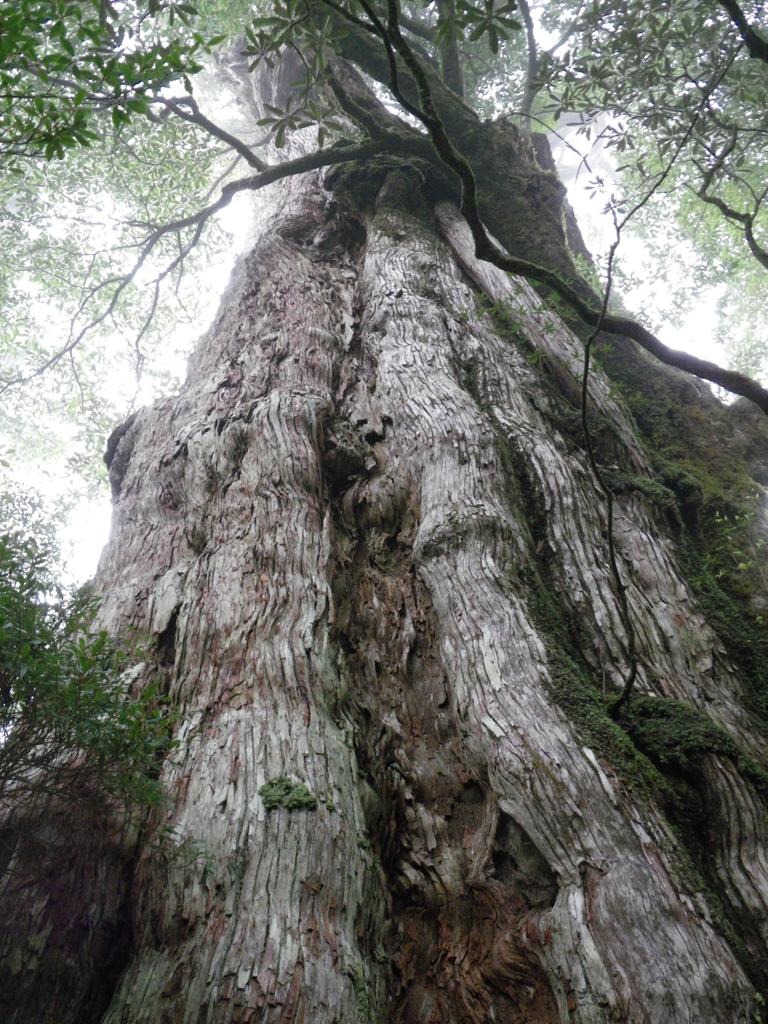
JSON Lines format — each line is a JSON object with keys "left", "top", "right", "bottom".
{"left": 0, "top": 486, "right": 173, "bottom": 822}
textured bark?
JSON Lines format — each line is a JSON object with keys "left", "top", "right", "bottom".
{"left": 2, "top": 72, "right": 768, "bottom": 1024}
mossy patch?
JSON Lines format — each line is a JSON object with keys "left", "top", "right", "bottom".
{"left": 350, "top": 963, "right": 373, "bottom": 1022}
{"left": 259, "top": 775, "right": 317, "bottom": 811}
{"left": 523, "top": 568, "right": 768, "bottom": 994}
{"left": 652, "top": 458, "right": 704, "bottom": 530}
{"left": 520, "top": 570, "right": 674, "bottom": 806}
{"left": 600, "top": 369, "right": 768, "bottom": 721}
{"left": 489, "top": 433, "right": 663, "bottom": 802}
{"left": 619, "top": 696, "right": 768, "bottom": 799}
{"left": 680, "top": 532, "right": 768, "bottom": 722}
{"left": 324, "top": 155, "right": 432, "bottom": 213}
{"left": 603, "top": 467, "right": 681, "bottom": 523}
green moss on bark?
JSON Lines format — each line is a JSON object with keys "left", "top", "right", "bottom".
{"left": 259, "top": 775, "right": 318, "bottom": 811}
{"left": 595, "top": 361, "right": 768, "bottom": 721}
{"left": 519, "top": 568, "right": 674, "bottom": 805}
{"left": 619, "top": 696, "right": 768, "bottom": 798}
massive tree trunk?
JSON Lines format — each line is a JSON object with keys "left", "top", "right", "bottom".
{"left": 3, "top": 61, "right": 768, "bottom": 1024}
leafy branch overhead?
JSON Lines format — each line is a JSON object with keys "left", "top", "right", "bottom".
{"left": 319, "top": 0, "right": 768, "bottom": 408}
{"left": 114, "top": 0, "right": 768, "bottom": 407}
{"left": 0, "top": 0, "right": 224, "bottom": 164}
{"left": 530, "top": 0, "right": 768, "bottom": 366}
{"left": 1, "top": 6, "right": 768, "bottom": 984}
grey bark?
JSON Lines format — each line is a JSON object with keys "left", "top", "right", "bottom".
{"left": 2, "top": 65, "right": 768, "bottom": 1024}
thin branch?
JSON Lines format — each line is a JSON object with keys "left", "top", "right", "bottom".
{"left": 321, "top": 0, "right": 481, "bottom": 134}
{"left": 543, "top": 0, "right": 586, "bottom": 56}
{"left": 352, "top": 0, "right": 426, "bottom": 122}
{"left": 201, "top": 154, "right": 243, "bottom": 205}
{"left": 578, "top": 215, "right": 638, "bottom": 714}
{"left": 696, "top": 130, "right": 768, "bottom": 270}
{"left": 516, "top": 0, "right": 584, "bottom": 123}
{"left": 134, "top": 280, "right": 161, "bottom": 378}
{"left": 579, "top": 46, "right": 738, "bottom": 712}
{"left": 68, "top": 350, "right": 86, "bottom": 408}
{"left": 0, "top": 138, "right": 408, "bottom": 392}
{"left": 517, "top": 0, "right": 539, "bottom": 123}
{"left": 698, "top": 192, "right": 768, "bottom": 270}
{"left": 311, "top": 0, "right": 380, "bottom": 36}
{"left": 159, "top": 97, "right": 268, "bottom": 170}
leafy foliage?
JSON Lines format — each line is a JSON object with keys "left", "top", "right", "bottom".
{"left": 1, "top": 0, "right": 767, "bottom": 511}
{"left": 0, "top": 0, "right": 218, "bottom": 166}
{"left": 0, "top": 0, "right": 238, "bottom": 494}
{"left": 0, "top": 88, "right": 233, "bottom": 487}
{"left": 0, "top": 486, "right": 174, "bottom": 814}
{"left": 530, "top": 0, "right": 768, "bottom": 378}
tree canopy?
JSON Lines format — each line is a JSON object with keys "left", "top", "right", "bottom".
{"left": 0, "top": 0, "right": 767, "bottom": 496}
{"left": 0, "top": 0, "right": 215, "bottom": 164}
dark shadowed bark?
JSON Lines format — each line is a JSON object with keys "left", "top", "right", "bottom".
{"left": 2, "top": 50, "right": 768, "bottom": 1024}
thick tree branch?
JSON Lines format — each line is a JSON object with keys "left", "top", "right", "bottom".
{"left": 321, "top": 0, "right": 481, "bottom": 136}
{"left": 326, "top": 58, "right": 424, "bottom": 141}
{"left": 399, "top": 11, "right": 436, "bottom": 41}
{"left": 718, "top": 0, "right": 768, "bottom": 62}
{"left": 361, "top": 0, "right": 768, "bottom": 413}
{"left": 480, "top": 248, "right": 768, "bottom": 409}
